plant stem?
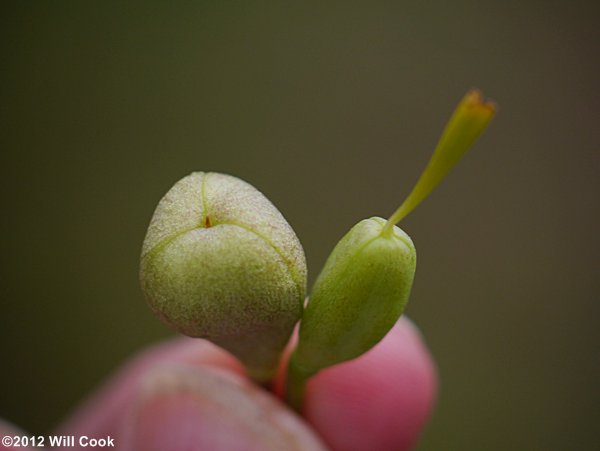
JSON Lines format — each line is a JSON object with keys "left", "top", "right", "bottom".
{"left": 286, "top": 353, "right": 315, "bottom": 412}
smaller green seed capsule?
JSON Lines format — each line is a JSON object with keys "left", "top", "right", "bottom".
{"left": 140, "top": 172, "right": 307, "bottom": 383}
{"left": 292, "top": 217, "right": 415, "bottom": 373}
{"left": 287, "top": 90, "right": 496, "bottom": 409}
{"left": 287, "top": 219, "right": 415, "bottom": 408}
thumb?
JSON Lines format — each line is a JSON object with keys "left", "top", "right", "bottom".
{"left": 122, "top": 364, "right": 328, "bottom": 451}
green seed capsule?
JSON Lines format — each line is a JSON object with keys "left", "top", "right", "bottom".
{"left": 287, "top": 89, "right": 496, "bottom": 409}
{"left": 140, "top": 172, "right": 307, "bottom": 383}
{"left": 293, "top": 217, "right": 415, "bottom": 373}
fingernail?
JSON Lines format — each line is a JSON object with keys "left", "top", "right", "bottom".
{"left": 125, "top": 365, "right": 327, "bottom": 451}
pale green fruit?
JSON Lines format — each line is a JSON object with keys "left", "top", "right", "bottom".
{"left": 286, "top": 89, "right": 496, "bottom": 409}
{"left": 291, "top": 217, "right": 416, "bottom": 375}
{"left": 140, "top": 172, "right": 306, "bottom": 382}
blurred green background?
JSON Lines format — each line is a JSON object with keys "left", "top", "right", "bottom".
{"left": 1, "top": 2, "right": 598, "bottom": 450}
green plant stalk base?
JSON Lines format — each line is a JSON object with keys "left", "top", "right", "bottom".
{"left": 286, "top": 353, "right": 316, "bottom": 412}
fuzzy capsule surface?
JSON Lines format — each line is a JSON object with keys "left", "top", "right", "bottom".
{"left": 292, "top": 217, "right": 416, "bottom": 374}
{"left": 140, "top": 172, "right": 307, "bottom": 382}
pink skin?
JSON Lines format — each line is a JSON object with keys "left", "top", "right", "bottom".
{"left": 302, "top": 318, "right": 437, "bottom": 451}
{"left": 1, "top": 419, "right": 39, "bottom": 451}
{"left": 2, "top": 317, "right": 437, "bottom": 451}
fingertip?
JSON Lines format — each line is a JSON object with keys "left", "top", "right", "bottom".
{"left": 304, "top": 316, "right": 437, "bottom": 451}
{"left": 123, "top": 365, "right": 328, "bottom": 451}
{"left": 57, "top": 337, "right": 244, "bottom": 438}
